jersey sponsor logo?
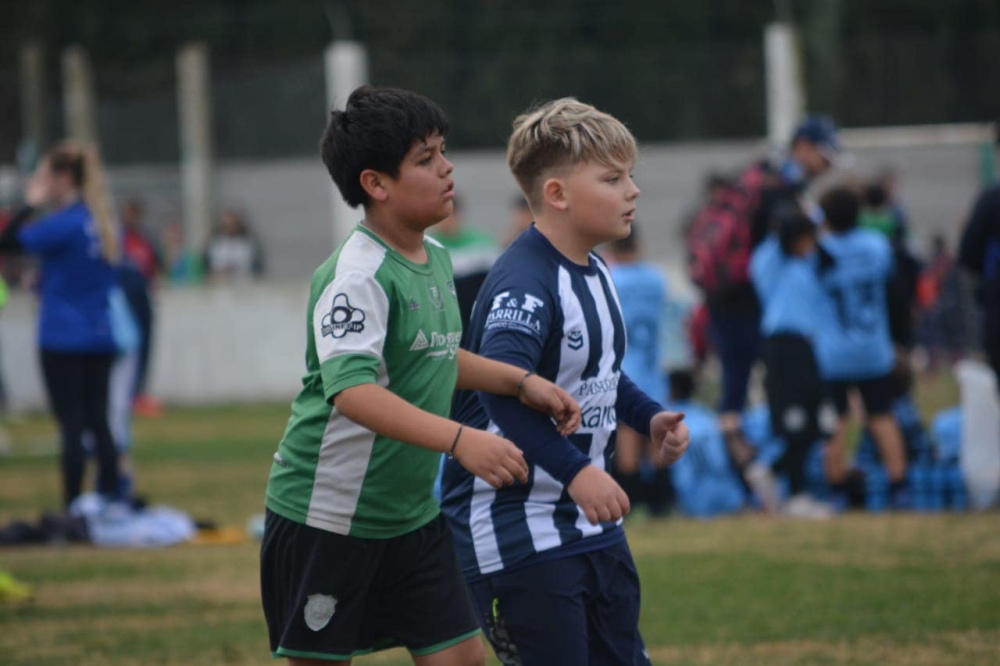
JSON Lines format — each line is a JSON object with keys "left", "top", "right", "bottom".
{"left": 410, "top": 329, "right": 430, "bottom": 351}
{"left": 567, "top": 329, "right": 584, "bottom": 350}
{"left": 411, "top": 329, "right": 461, "bottom": 359}
{"left": 578, "top": 376, "right": 619, "bottom": 397}
{"left": 426, "top": 330, "right": 461, "bottom": 359}
{"left": 485, "top": 290, "right": 544, "bottom": 335}
{"left": 304, "top": 593, "right": 337, "bottom": 631}
{"left": 321, "top": 293, "right": 365, "bottom": 338}
{"left": 581, "top": 405, "right": 617, "bottom": 429}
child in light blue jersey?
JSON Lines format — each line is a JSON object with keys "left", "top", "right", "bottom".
{"left": 666, "top": 370, "right": 746, "bottom": 518}
{"left": 750, "top": 211, "right": 835, "bottom": 518}
{"left": 817, "top": 187, "right": 909, "bottom": 509}
{"left": 608, "top": 226, "right": 673, "bottom": 516}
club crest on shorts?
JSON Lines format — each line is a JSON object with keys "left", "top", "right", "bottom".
{"left": 321, "top": 293, "right": 365, "bottom": 338}
{"left": 304, "top": 593, "right": 337, "bottom": 631}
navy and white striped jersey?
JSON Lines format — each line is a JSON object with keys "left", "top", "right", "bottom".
{"left": 441, "top": 226, "right": 655, "bottom": 580}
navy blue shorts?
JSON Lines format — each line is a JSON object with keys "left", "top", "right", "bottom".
{"left": 467, "top": 541, "right": 651, "bottom": 666}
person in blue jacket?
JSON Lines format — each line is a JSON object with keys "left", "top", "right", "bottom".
{"left": 0, "top": 142, "right": 121, "bottom": 507}
{"left": 816, "top": 186, "right": 909, "bottom": 509}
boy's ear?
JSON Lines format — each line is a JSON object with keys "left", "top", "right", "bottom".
{"left": 359, "top": 169, "right": 390, "bottom": 203}
{"left": 541, "top": 176, "right": 569, "bottom": 212}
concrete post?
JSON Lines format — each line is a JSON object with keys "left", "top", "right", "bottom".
{"left": 18, "top": 42, "right": 47, "bottom": 167}
{"left": 764, "top": 22, "right": 806, "bottom": 147}
{"left": 176, "top": 42, "right": 215, "bottom": 255}
{"left": 324, "top": 41, "right": 368, "bottom": 246}
{"left": 61, "top": 45, "right": 98, "bottom": 144}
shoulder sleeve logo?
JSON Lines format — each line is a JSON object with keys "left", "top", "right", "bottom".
{"left": 304, "top": 593, "right": 337, "bottom": 631}
{"left": 321, "top": 293, "right": 366, "bottom": 338}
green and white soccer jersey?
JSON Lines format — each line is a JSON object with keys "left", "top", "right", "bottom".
{"left": 266, "top": 225, "right": 462, "bottom": 539}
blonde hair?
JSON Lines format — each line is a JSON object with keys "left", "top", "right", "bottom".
{"left": 47, "top": 141, "right": 119, "bottom": 264}
{"left": 506, "top": 98, "right": 638, "bottom": 206}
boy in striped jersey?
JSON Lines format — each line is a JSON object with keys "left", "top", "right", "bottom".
{"left": 261, "top": 86, "right": 582, "bottom": 665}
{"left": 441, "top": 99, "right": 690, "bottom": 665}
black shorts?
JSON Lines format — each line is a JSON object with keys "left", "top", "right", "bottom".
{"left": 827, "top": 372, "right": 895, "bottom": 417}
{"left": 763, "top": 333, "right": 834, "bottom": 441}
{"left": 260, "top": 510, "right": 480, "bottom": 661}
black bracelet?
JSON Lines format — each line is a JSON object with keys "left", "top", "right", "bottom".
{"left": 516, "top": 371, "right": 536, "bottom": 397}
{"left": 447, "top": 425, "right": 464, "bottom": 460}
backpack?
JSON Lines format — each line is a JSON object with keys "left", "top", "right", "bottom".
{"left": 687, "top": 165, "right": 768, "bottom": 296}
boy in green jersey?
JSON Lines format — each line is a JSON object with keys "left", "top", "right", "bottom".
{"left": 260, "top": 86, "right": 580, "bottom": 666}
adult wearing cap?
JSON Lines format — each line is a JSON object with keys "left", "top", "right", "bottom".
{"left": 704, "top": 115, "right": 840, "bottom": 509}
{"left": 958, "top": 127, "right": 1000, "bottom": 392}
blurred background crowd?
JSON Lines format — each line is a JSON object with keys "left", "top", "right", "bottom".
{"left": 0, "top": 1, "right": 998, "bottom": 524}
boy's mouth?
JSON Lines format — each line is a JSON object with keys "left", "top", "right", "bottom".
{"left": 623, "top": 208, "right": 636, "bottom": 222}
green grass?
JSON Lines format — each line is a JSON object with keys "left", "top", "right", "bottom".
{"left": 1, "top": 376, "right": 998, "bottom": 665}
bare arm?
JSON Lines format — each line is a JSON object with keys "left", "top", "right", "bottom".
{"left": 455, "top": 348, "right": 524, "bottom": 394}
{"left": 456, "top": 348, "right": 580, "bottom": 435}
{"left": 335, "top": 383, "right": 528, "bottom": 488}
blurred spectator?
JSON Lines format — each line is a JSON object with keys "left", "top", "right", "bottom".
{"left": 878, "top": 166, "right": 911, "bottom": 238}
{"left": 120, "top": 199, "right": 161, "bottom": 282}
{"left": 861, "top": 181, "right": 922, "bottom": 351}
{"left": 161, "top": 219, "right": 203, "bottom": 286}
{"left": 686, "top": 116, "right": 839, "bottom": 473}
{"left": 859, "top": 182, "right": 898, "bottom": 238}
{"left": 205, "top": 209, "right": 264, "bottom": 282}
{"left": 958, "top": 131, "right": 1000, "bottom": 392}
{"left": 750, "top": 211, "right": 834, "bottom": 518}
{"left": 118, "top": 199, "right": 160, "bottom": 418}
{"left": 666, "top": 370, "right": 746, "bottom": 518}
{"left": 917, "top": 234, "right": 965, "bottom": 373}
{"left": 0, "top": 141, "right": 121, "bottom": 507}
{"left": 817, "top": 186, "right": 909, "bottom": 509}
{"left": 0, "top": 168, "right": 29, "bottom": 288}
{"left": 106, "top": 263, "right": 144, "bottom": 498}
{"left": 428, "top": 196, "right": 499, "bottom": 330}
{"left": 608, "top": 226, "right": 673, "bottom": 516}
{"left": 502, "top": 194, "right": 533, "bottom": 247}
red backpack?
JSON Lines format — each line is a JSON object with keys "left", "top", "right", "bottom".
{"left": 687, "top": 165, "right": 768, "bottom": 296}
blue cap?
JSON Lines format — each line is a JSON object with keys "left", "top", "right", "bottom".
{"left": 791, "top": 115, "right": 841, "bottom": 162}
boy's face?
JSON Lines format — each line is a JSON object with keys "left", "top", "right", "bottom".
{"left": 560, "top": 160, "right": 639, "bottom": 245}
{"left": 382, "top": 133, "right": 455, "bottom": 229}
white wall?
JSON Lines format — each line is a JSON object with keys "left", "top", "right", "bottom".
{"left": 1, "top": 283, "right": 310, "bottom": 412}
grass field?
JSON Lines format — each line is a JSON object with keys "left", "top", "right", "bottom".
{"left": 1, "top": 375, "right": 999, "bottom": 665}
